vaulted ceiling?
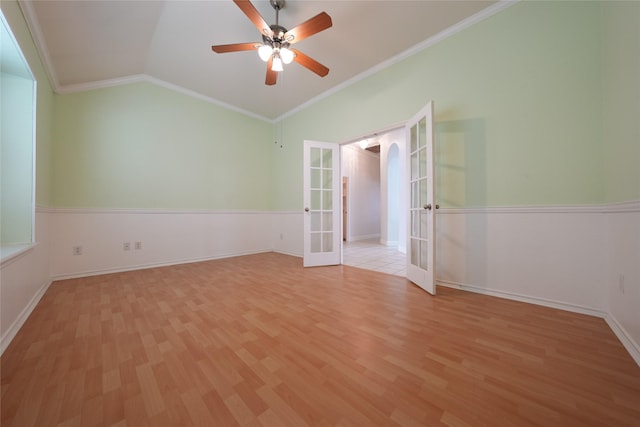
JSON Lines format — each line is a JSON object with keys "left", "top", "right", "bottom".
{"left": 19, "top": 0, "right": 498, "bottom": 120}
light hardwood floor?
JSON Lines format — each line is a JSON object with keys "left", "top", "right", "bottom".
{"left": 2, "top": 252, "right": 639, "bottom": 426}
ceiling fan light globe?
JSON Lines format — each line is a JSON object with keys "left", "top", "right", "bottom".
{"left": 258, "top": 44, "right": 273, "bottom": 62}
{"left": 272, "top": 56, "right": 284, "bottom": 72}
{"left": 280, "top": 47, "right": 294, "bottom": 64}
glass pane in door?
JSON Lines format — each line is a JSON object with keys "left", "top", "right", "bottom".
{"left": 304, "top": 140, "right": 341, "bottom": 267}
{"left": 420, "top": 240, "right": 429, "bottom": 269}
{"left": 311, "top": 148, "right": 321, "bottom": 168}
{"left": 309, "top": 146, "right": 335, "bottom": 255}
{"left": 409, "top": 118, "right": 430, "bottom": 271}
{"left": 322, "top": 148, "right": 332, "bottom": 167}
{"left": 404, "top": 101, "right": 435, "bottom": 295}
{"left": 420, "top": 211, "right": 429, "bottom": 239}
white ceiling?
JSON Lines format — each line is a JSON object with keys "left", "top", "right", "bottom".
{"left": 19, "top": 0, "right": 499, "bottom": 120}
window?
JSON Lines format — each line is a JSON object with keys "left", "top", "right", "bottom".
{"left": 1, "top": 11, "right": 36, "bottom": 261}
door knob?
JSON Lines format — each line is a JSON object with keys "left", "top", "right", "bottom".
{"left": 435, "top": 204, "right": 440, "bottom": 209}
{"left": 423, "top": 204, "right": 432, "bottom": 210}
{"left": 304, "top": 207, "right": 310, "bottom": 212}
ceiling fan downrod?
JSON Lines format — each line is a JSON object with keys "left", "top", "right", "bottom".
{"left": 270, "top": 0, "right": 285, "bottom": 22}
{"left": 211, "top": 0, "right": 332, "bottom": 85}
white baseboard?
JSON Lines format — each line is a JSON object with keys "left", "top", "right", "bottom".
{"left": 350, "top": 234, "right": 381, "bottom": 242}
{"left": 272, "top": 249, "right": 302, "bottom": 259}
{"left": 439, "top": 279, "right": 639, "bottom": 367}
{"left": 437, "top": 279, "right": 607, "bottom": 319}
{"left": 1, "top": 279, "right": 52, "bottom": 355}
{"left": 605, "top": 314, "right": 640, "bottom": 366}
{"left": 51, "top": 249, "right": 272, "bottom": 281}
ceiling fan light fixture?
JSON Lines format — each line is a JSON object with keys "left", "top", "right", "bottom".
{"left": 272, "top": 54, "right": 284, "bottom": 72}
{"left": 258, "top": 44, "right": 273, "bottom": 62}
{"left": 280, "top": 47, "right": 294, "bottom": 64}
{"left": 211, "top": 0, "right": 332, "bottom": 85}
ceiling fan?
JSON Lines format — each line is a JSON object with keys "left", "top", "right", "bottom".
{"left": 211, "top": 0, "right": 332, "bottom": 85}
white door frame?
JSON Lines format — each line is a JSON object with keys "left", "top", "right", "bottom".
{"left": 406, "top": 101, "right": 436, "bottom": 295}
{"left": 303, "top": 140, "right": 341, "bottom": 267}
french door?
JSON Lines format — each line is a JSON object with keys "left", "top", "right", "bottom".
{"left": 406, "top": 101, "right": 436, "bottom": 295}
{"left": 303, "top": 140, "right": 341, "bottom": 267}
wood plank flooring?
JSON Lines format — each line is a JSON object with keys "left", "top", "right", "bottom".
{"left": 2, "top": 252, "right": 639, "bottom": 426}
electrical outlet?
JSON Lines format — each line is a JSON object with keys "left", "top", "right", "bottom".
{"left": 134, "top": 241, "right": 142, "bottom": 250}
{"left": 123, "top": 242, "right": 131, "bottom": 251}
{"left": 72, "top": 246, "right": 83, "bottom": 256}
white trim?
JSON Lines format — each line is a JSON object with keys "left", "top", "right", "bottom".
{"left": 54, "top": 74, "right": 146, "bottom": 94}
{"left": 604, "top": 314, "right": 640, "bottom": 367}
{"left": 18, "top": 1, "right": 270, "bottom": 122}
{"left": 30, "top": 78, "right": 37, "bottom": 242}
{"left": 143, "top": 76, "right": 271, "bottom": 123}
{"left": 43, "top": 206, "right": 275, "bottom": 215}
{"left": 441, "top": 204, "right": 608, "bottom": 214}
{"left": 605, "top": 200, "right": 640, "bottom": 213}
{"left": 50, "top": 249, "right": 272, "bottom": 281}
{"left": 37, "top": 202, "right": 638, "bottom": 216}
{"left": 272, "top": 249, "right": 302, "bottom": 259}
{"left": 439, "top": 201, "right": 640, "bottom": 214}
{"left": 276, "top": 1, "right": 517, "bottom": 121}
{"left": 18, "top": 0, "right": 514, "bottom": 124}
{"left": 17, "top": 0, "right": 59, "bottom": 90}
{"left": 0, "top": 279, "right": 51, "bottom": 355}
{"left": 437, "top": 279, "right": 607, "bottom": 319}
{"left": 349, "top": 234, "right": 381, "bottom": 242}
{"left": 0, "top": 243, "right": 37, "bottom": 267}
{"left": 54, "top": 74, "right": 272, "bottom": 123}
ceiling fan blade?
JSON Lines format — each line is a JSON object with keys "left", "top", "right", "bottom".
{"left": 285, "top": 12, "right": 332, "bottom": 44}
{"left": 211, "top": 42, "right": 258, "bottom": 53}
{"left": 265, "top": 57, "right": 277, "bottom": 85}
{"left": 291, "top": 49, "right": 329, "bottom": 77}
{"left": 233, "top": 0, "right": 271, "bottom": 36}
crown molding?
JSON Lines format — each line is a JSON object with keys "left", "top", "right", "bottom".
{"left": 276, "top": 0, "right": 517, "bottom": 121}
{"left": 17, "top": 0, "right": 60, "bottom": 91}
{"left": 54, "top": 74, "right": 273, "bottom": 123}
{"left": 19, "top": 0, "right": 515, "bottom": 125}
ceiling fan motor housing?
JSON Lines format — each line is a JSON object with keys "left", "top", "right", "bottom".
{"left": 211, "top": 0, "right": 332, "bottom": 84}
{"left": 266, "top": 24, "right": 288, "bottom": 42}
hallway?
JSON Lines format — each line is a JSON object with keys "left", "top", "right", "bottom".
{"left": 342, "top": 239, "right": 406, "bottom": 277}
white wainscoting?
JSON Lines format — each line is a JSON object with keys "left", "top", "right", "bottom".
{"left": 49, "top": 208, "right": 275, "bottom": 279}
{"left": 434, "top": 203, "right": 639, "bottom": 365}
{"left": 1, "top": 210, "right": 52, "bottom": 354}
{"left": 435, "top": 205, "right": 608, "bottom": 316}
{"left": 3, "top": 206, "right": 637, "bottom": 365}
{"left": 604, "top": 201, "right": 640, "bottom": 365}
{"left": 271, "top": 211, "right": 304, "bottom": 257}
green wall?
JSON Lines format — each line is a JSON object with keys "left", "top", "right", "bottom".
{"left": 273, "top": 1, "right": 606, "bottom": 210}
{"left": 602, "top": 1, "right": 640, "bottom": 203}
{"left": 52, "top": 82, "right": 273, "bottom": 210}
{"left": 6, "top": 0, "right": 636, "bottom": 213}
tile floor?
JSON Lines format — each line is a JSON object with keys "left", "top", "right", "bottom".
{"left": 342, "top": 239, "right": 407, "bottom": 277}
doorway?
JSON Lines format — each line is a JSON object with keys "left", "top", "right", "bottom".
{"left": 341, "top": 128, "right": 407, "bottom": 276}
